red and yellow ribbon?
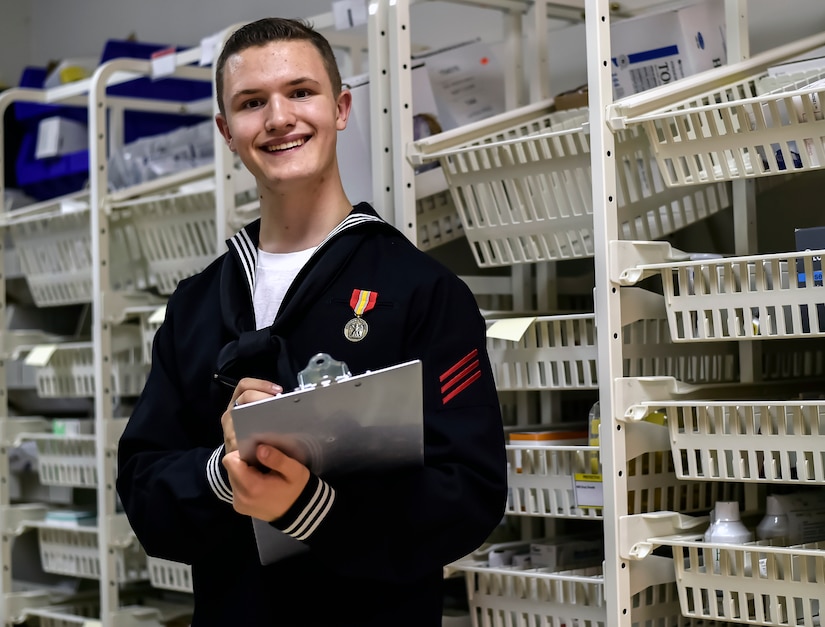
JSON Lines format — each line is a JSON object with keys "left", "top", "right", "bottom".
{"left": 350, "top": 289, "right": 378, "bottom": 316}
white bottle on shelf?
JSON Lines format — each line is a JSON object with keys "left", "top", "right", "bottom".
{"left": 756, "top": 495, "right": 790, "bottom": 541}
{"left": 704, "top": 501, "right": 753, "bottom": 576}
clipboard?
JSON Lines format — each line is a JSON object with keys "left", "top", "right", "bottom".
{"left": 230, "top": 358, "right": 424, "bottom": 564}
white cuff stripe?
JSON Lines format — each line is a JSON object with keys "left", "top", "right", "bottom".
{"left": 207, "top": 446, "right": 233, "bottom": 504}
{"left": 281, "top": 481, "right": 324, "bottom": 534}
{"left": 292, "top": 487, "right": 334, "bottom": 540}
{"left": 282, "top": 480, "right": 335, "bottom": 540}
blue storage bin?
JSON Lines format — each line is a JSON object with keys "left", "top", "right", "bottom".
{"left": 15, "top": 131, "right": 88, "bottom": 200}
{"left": 12, "top": 39, "right": 213, "bottom": 202}
{"left": 100, "top": 39, "right": 212, "bottom": 103}
{"left": 14, "top": 67, "right": 87, "bottom": 123}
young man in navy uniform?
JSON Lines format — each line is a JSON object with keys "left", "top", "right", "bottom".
{"left": 117, "top": 17, "right": 507, "bottom": 626}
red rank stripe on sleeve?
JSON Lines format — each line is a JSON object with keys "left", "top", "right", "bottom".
{"left": 439, "top": 348, "right": 481, "bottom": 405}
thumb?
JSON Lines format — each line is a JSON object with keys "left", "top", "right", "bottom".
{"left": 256, "top": 444, "right": 308, "bottom": 479}
{"left": 256, "top": 444, "right": 285, "bottom": 471}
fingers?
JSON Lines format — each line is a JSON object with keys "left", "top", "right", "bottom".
{"left": 256, "top": 444, "right": 309, "bottom": 481}
{"left": 223, "top": 378, "right": 283, "bottom": 454}
{"left": 222, "top": 447, "right": 310, "bottom": 521}
{"left": 230, "top": 377, "right": 283, "bottom": 409}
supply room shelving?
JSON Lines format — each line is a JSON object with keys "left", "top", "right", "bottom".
{"left": 0, "top": 11, "right": 435, "bottom": 624}
{"left": 4, "top": 2, "right": 825, "bottom": 626}
{"left": 0, "top": 32, "right": 237, "bottom": 626}
{"left": 380, "top": 0, "right": 825, "bottom": 625}
{"left": 587, "top": 1, "right": 825, "bottom": 626}
{"left": 378, "top": 0, "right": 750, "bottom": 626}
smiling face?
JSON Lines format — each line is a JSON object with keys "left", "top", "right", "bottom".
{"left": 215, "top": 39, "right": 351, "bottom": 196}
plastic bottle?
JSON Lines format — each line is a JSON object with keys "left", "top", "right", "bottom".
{"left": 587, "top": 401, "right": 600, "bottom": 474}
{"left": 756, "top": 495, "right": 790, "bottom": 541}
{"left": 704, "top": 501, "right": 753, "bottom": 576}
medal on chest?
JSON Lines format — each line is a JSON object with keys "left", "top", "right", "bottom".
{"left": 344, "top": 289, "right": 377, "bottom": 342}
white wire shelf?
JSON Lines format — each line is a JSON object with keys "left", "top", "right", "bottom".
{"left": 486, "top": 312, "right": 741, "bottom": 391}
{"left": 146, "top": 556, "right": 193, "bottom": 594}
{"left": 408, "top": 99, "right": 729, "bottom": 268}
{"left": 27, "top": 516, "right": 147, "bottom": 584}
{"left": 625, "top": 249, "right": 825, "bottom": 341}
{"left": 457, "top": 562, "right": 606, "bottom": 627}
{"left": 414, "top": 167, "right": 465, "bottom": 252}
{"left": 2, "top": 171, "right": 251, "bottom": 306}
{"left": 655, "top": 399, "right": 825, "bottom": 484}
{"left": 453, "top": 557, "right": 689, "bottom": 627}
{"left": 18, "top": 419, "right": 128, "bottom": 489}
{"left": 25, "top": 326, "right": 147, "bottom": 397}
{"left": 607, "top": 31, "right": 825, "bottom": 187}
{"left": 651, "top": 533, "right": 825, "bottom": 627}
{"left": 505, "top": 440, "right": 740, "bottom": 521}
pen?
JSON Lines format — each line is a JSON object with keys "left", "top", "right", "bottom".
{"left": 213, "top": 373, "right": 239, "bottom": 389}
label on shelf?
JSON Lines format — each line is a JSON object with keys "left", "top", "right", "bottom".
{"left": 573, "top": 473, "right": 604, "bottom": 509}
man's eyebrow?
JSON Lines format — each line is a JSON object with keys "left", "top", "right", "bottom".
{"left": 288, "top": 77, "right": 322, "bottom": 88}
{"left": 229, "top": 77, "right": 322, "bottom": 101}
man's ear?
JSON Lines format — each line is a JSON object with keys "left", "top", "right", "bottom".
{"left": 215, "top": 113, "right": 236, "bottom": 152}
{"left": 336, "top": 89, "right": 353, "bottom": 131}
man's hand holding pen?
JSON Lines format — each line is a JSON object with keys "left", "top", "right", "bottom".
{"left": 220, "top": 377, "right": 283, "bottom": 453}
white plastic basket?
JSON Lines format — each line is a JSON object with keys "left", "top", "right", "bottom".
{"left": 147, "top": 556, "right": 193, "bottom": 593}
{"left": 663, "top": 399, "right": 825, "bottom": 483}
{"left": 655, "top": 535, "right": 825, "bottom": 627}
{"left": 506, "top": 441, "right": 741, "bottom": 519}
{"left": 506, "top": 444, "right": 601, "bottom": 519}
{"left": 487, "top": 314, "right": 598, "bottom": 390}
{"left": 124, "top": 187, "right": 217, "bottom": 295}
{"left": 28, "top": 434, "right": 97, "bottom": 488}
{"left": 461, "top": 563, "right": 606, "bottom": 627}
{"left": 762, "top": 337, "right": 825, "bottom": 380}
{"left": 32, "top": 326, "right": 148, "bottom": 397}
{"left": 23, "top": 600, "right": 166, "bottom": 627}
{"left": 137, "top": 305, "right": 166, "bottom": 365}
{"left": 23, "top": 601, "right": 101, "bottom": 627}
{"left": 35, "top": 524, "right": 147, "bottom": 583}
{"left": 638, "top": 250, "right": 825, "bottom": 341}
{"left": 409, "top": 101, "right": 730, "bottom": 267}
{"left": 487, "top": 314, "right": 741, "bottom": 391}
{"left": 9, "top": 202, "right": 148, "bottom": 307}
{"left": 415, "top": 186, "right": 464, "bottom": 251}
{"left": 614, "top": 66, "right": 825, "bottom": 186}
{"left": 457, "top": 560, "right": 688, "bottom": 627}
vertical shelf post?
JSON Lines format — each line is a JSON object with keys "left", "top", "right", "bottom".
{"left": 88, "top": 63, "right": 119, "bottom": 625}
{"left": 586, "top": 0, "right": 630, "bottom": 625}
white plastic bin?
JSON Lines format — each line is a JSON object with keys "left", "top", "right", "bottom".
{"left": 409, "top": 100, "right": 730, "bottom": 267}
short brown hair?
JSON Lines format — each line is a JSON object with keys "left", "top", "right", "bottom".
{"left": 215, "top": 17, "right": 343, "bottom": 116}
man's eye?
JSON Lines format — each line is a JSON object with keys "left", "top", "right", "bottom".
{"left": 243, "top": 99, "right": 264, "bottom": 109}
{"left": 293, "top": 89, "right": 311, "bottom": 99}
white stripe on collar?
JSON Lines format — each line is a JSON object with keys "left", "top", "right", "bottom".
{"left": 228, "top": 212, "right": 385, "bottom": 297}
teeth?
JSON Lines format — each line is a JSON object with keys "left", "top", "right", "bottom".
{"left": 266, "top": 139, "right": 304, "bottom": 152}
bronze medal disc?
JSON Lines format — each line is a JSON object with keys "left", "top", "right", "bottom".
{"left": 343, "top": 316, "right": 369, "bottom": 342}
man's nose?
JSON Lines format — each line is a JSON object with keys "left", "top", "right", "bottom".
{"left": 265, "top": 97, "right": 296, "bottom": 131}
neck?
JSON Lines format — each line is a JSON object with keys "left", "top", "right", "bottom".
{"left": 256, "top": 181, "right": 352, "bottom": 253}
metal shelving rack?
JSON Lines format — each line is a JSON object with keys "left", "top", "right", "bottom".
{"left": 590, "top": 2, "right": 825, "bottom": 627}
{"left": 0, "top": 14, "right": 387, "bottom": 625}
{"left": 0, "top": 37, "right": 221, "bottom": 627}
{"left": 390, "top": 0, "right": 825, "bottom": 625}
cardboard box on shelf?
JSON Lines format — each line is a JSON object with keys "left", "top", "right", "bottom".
{"left": 610, "top": 0, "right": 726, "bottom": 100}
{"left": 530, "top": 535, "right": 603, "bottom": 571}
{"left": 337, "top": 63, "right": 440, "bottom": 205}
{"left": 413, "top": 39, "right": 506, "bottom": 131}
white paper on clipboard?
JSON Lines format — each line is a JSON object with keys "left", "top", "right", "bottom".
{"left": 230, "top": 359, "right": 424, "bottom": 565}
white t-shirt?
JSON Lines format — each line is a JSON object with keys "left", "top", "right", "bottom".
{"left": 253, "top": 246, "right": 317, "bottom": 330}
